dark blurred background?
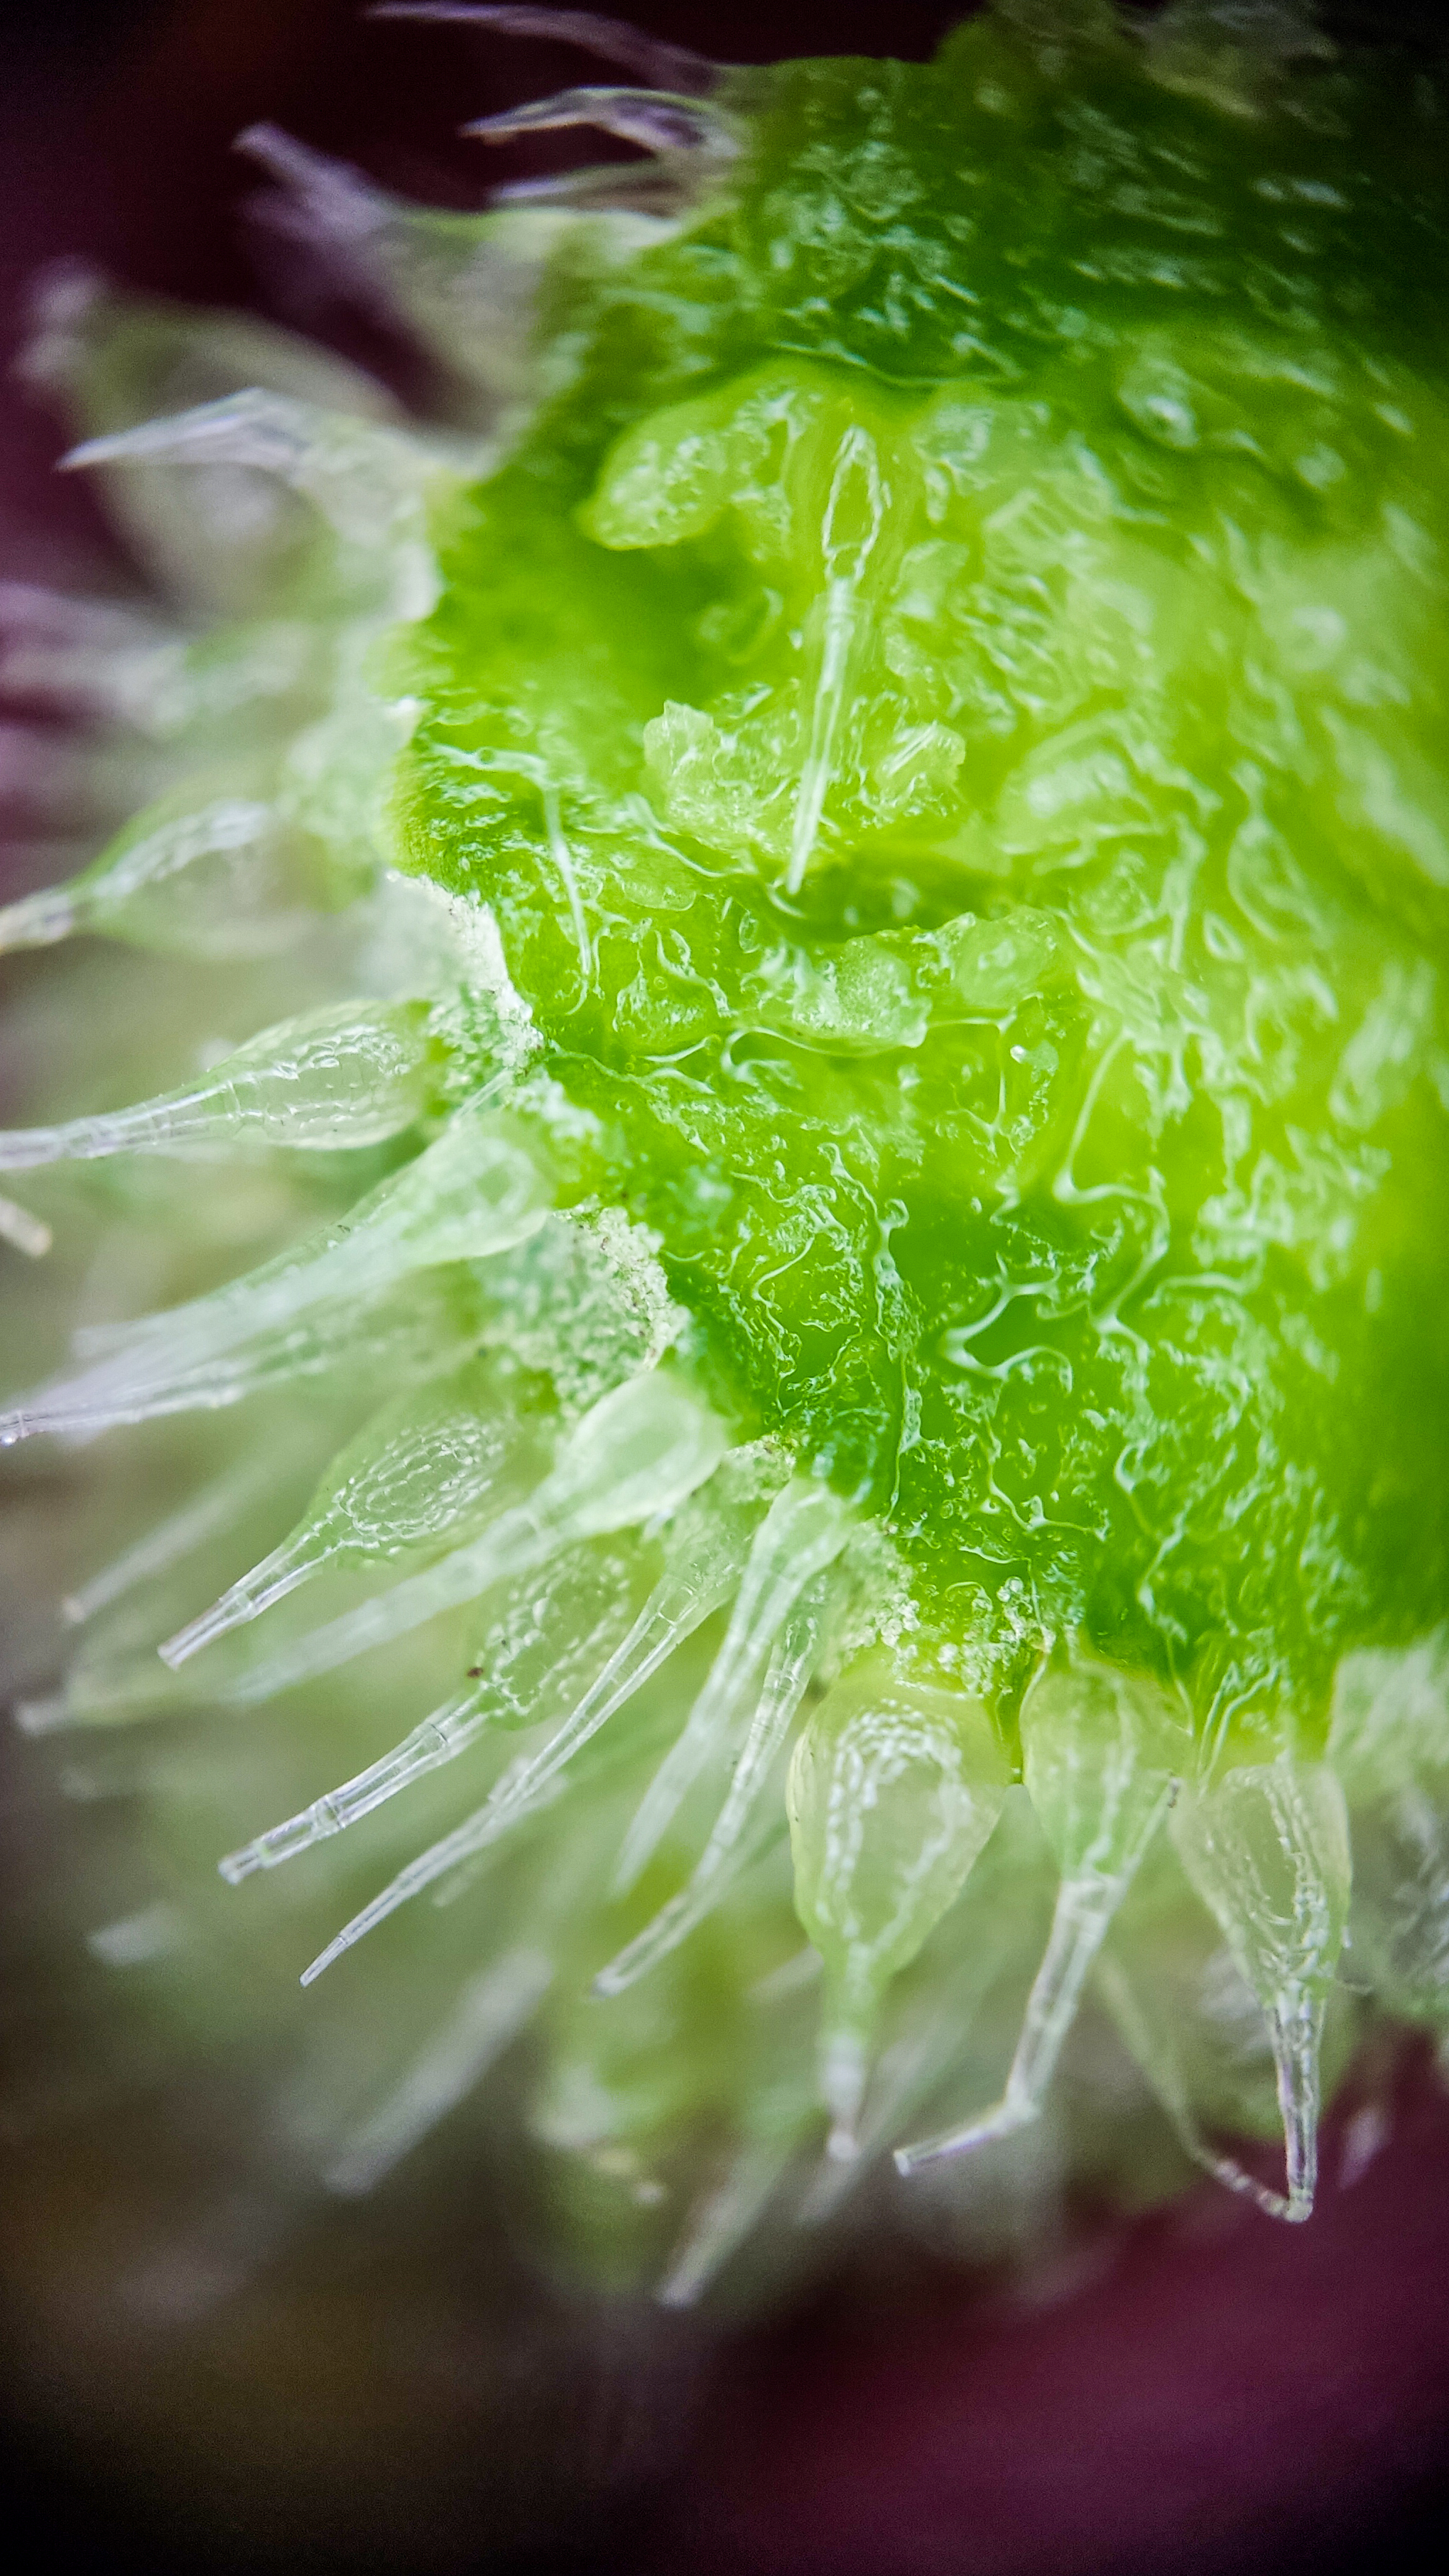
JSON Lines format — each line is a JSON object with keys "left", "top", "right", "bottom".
{"left": 2, "top": 5, "right": 1449, "bottom": 2574}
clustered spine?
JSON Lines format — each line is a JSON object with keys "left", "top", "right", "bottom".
{"left": 0, "top": 4, "right": 1445, "bottom": 2303}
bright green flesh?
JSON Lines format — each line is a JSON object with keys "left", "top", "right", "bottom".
{"left": 393, "top": 6, "right": 1449, "bottom": 1761}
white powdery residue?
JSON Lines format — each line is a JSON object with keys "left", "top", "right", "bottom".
{"left": 470, "top": 1205, "right": 683, "bottom": 1420}
{"left": 823, "top": 1520, "right": 921, "bottom": 1683}
{"left": 362, "top": 874, "right": 541, "bottom": 1063}
{"left": 443, "top": 893, "right": 540, "bottom": 1072}
{"left": 514, "top": 1065, "right": 601, "bottom": 1146}
{"left": 349, "top": 870, "right": 469, "bottom": 996}
{"left": 491, "top": 1202, "right": 688, "bottom": 1419}
{"left": 577, "top": 1202, "right": 689, "bottom": 1371}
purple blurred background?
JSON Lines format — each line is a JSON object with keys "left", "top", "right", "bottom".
{"left": 1, "top": 8, "right": 1448, "bottom": 2574}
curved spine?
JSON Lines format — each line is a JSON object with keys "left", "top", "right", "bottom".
{"left": 217, "top": 1536, "right": 641, "bottom": 1878}
{"left": 1170, "top": 1756, "right": 1352, "bottom": 2223}
{"left": 608, "top": 1477, "right": 854, "bottom": 1900}
{"left": 369, "top": 5, "right": 727, "bottom": 97}
{"left": 215, "top": 1369, "right": 725, "bottom": 1705}
{"left": 160, "top": 1350, "right": 541, "bottom": 1669}
{"left": 0, "top": 1098, "right": 550, "bottom": 1448}
{"left": 897, "top": 1651, "right": 1189, "bottom": 2172}
{"left": 788, "top": 1658, "right": 1012, "bottom": 2158}
{"left": 595, "top": 1548, "right": 851, "bottom": 1996}
{"left": 64, "top": 392, "right": 452, "bottom": 618}
{"left": 464, "top": 85, "right": 741, "bottom": 163}
{"left": 0, "top": 1000, "right": 439, "bottom": 1175}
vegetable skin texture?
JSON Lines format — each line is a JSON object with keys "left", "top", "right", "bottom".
{"left": 2, "top": 2, "right": 1448, "bottom": 2291}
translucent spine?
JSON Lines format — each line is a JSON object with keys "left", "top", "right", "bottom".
{"left": 435, "top": 3, "right": 742, "bottom": 217}
{"left": 64, "top": 1431, "right": 320, "bottom": 1629}
{"left": 0, "top": 582, "right": 183, "bottom": 735}
{"left": 315, "top": 1441, "right": 789, "bottom": 1894}
{"left": 0, "top": 580, "right": 319, "bottom": 744}
{"left": 18, "top": 257, "right": 404, "bottom": 616}
{"left": 608, "top": 1477, "right": 853, "bottom": 1902}
{"left": 296, "top": 1442, "right": 783, "bottom": 1979}
{"left": 0, "top": 783, "right": 360, "bottom": 963}
{"left": 787, "top": 1654, "right": 1011, "bottom": 2158}
{"left": 4, "top": 0, "right": 1433, "bottom": 2291}
{"left": 215, "top": 1368, "right": 727, "bottom": 1707}
{"left": 596, "top": 1496, "right": 856, "bottom": 1995}
{"left": 1328, "top": 1638, "right": 1449, "bottom": 2028}
{"left": 1170, "top": 1756, "right": 1352, "bottom": 2222}
{"left": 64, "top": 391, "right": 450, "bottom": 619}
{"left": 371, "top": 4, "right": 727, "bottom": 97}
{"left": 0, "top": 1102, "right": 552, "bottom": 1447}
{"left": 1092, "top": 1864, "right": 1303, "bottom": 2224}
{"left": 0, "top": 1000, "right": 439, "bottom": 1173}
{"left": 0, "top": 1265, "right": 489, "bottom": 1447}
{"left": 218, "top": 1536, "right": 642, "bottom": 1878}
{"left": 798, "top": 1800, "right": 1046, "bottom": 2226}
{"left": 658, "top": 1940, "right": 825, "bottom": 2305}
{"left": 786, "top": 424, "right": 888, "bottom": 893}
{"left": 161, "top": 1350, "right": 544, "bottom": 1668}
{"left": 0, "top": 1195, "right": 51, "bottom": 1259}
{"left": 324, "top": 1947, "right": 555, "bottom": 2197}
{"left": 232, "top": 121, "right": 629, "bottom": 427}
{"left": 898, "top": 1650, "right": 1189, "bottom": 2171}
{"left": 464, "top": 86, "right": 741, "bottom": 167}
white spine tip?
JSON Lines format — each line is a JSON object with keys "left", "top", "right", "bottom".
{"left": 13, "top": 1693, "right": 68, "bottom": 1737}
{"left": 820, "top": 2024, "right": 869, "bottom": 2158}
{"left": 894, "top": 2092, "right": 1037, "bottom": 2174}
{"left": 0, "top": 1195, "right": 53, "bottom": 1259}
{"left": 159, "top": 1576, "right": 274, "bottom": 1668}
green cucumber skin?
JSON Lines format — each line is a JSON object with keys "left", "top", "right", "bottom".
{"left": 395, "top": 2, "right": 1449, "bottom": 1759}
{"left": 4, "top": 4, "right": 1448, "bottom": 2280}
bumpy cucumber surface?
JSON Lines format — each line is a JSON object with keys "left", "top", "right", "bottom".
{"left": 2, "top": 2, "right": 1448, "bottom": 2292}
